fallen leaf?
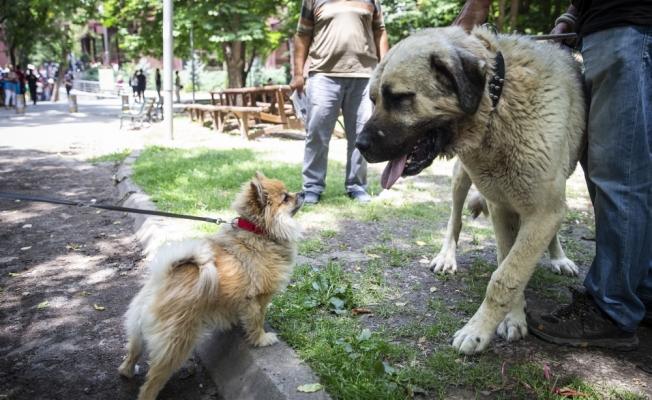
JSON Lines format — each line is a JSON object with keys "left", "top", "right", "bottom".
{"left": 480, "top": 390, "right": 491, "bottom": 396}
{"left": 339, "top": 244, "right": 346, "bottom": 249}
{"left": 416, "top": 241, "right": 426, "bottom": 246}
{"left": 76, "top": 291, "right": 91, "bottom": 296}
{"left": 20, "top": 246, "right": 31, "bottom": 251}
{"left": 352, "top": 308, "right": 372, "bottom": 315}
{"left": 22, "top": 224, "right": 32, "bottom": 228}
{"left": 15, "top": 199, "right": 20, "bottom": 202}
{"left": 297, "top": 383, "right": 323, "bottom": 393}
{"left": 37, "top": 301, "right": 49, "bottom": 309}
{"left": 429, "top": 287, "right": 437, "bottom": 293}
{"left": 454, "top": 358, "right": 462, "bottom": 363}
{"left": 96, "top": 210, "right": 101, "bottom": 214}
{"left": 419, "top": 258, "right": 430, "bottom": 264}
{"left": 113, "top": 221, "right": 121, "bottom": 225}
{"left": 0, "top": 287, "right": 3, "bottom": 293}
{"left": 354, "top": 265, "right": 361, "bottom": 271}
{"left": 9, "top": 273, "right": 21, "bottom": 277}
{"left": 395, "top": 302, "right": 407, "bottom": 307}
{"left": 93, "top": 304, "right": 105, "bottom": 311}
{"left": 22, "top": 292, "right": 29, "bottom": 296}
{"left": 108, "top": 234, "right": 117, "bottom": 238}
{"left": 366, "top": 253, "right": 380, "bottom": 258}
{"left": 119, "top": 272, "right": 127, "bottom": 276}
{"left": 418, "top": 336, "right": 426, "bottom": 344}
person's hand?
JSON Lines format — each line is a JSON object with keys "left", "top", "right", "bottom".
{"left": 550, "top": 21, "right": 576, "bottom": 47}
{"left": 453, "top": 0, "right": 492, "bottom": 33}
{"left": 290, "top": 75, "right": 305, "bottom": 98}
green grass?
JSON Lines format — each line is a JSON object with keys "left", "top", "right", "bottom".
{"left": 130, "top": 144, "right": 644, "bottom": 400}
{"left": 86, "top": 148, "right": 132, "bottom": 163}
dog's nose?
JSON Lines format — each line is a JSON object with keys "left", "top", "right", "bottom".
{"left": 297, "top": 191, "right": 306, "bottom": 199}
{"left": 355, "top": 133, "right": 370, "bottom": 151}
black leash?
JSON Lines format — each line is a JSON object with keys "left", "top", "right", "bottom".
{"left": 0, "top": 191, "right": 233, "bottom": 225}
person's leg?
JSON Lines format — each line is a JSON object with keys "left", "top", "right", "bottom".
{"left": 302, "top": 74, "right": 344, "bottom": 195}
{"left": 341, "top": 77, "right": 371, "bottom": 194}
{"left": 582, "top": 25, "right": 652, "bottom": 331}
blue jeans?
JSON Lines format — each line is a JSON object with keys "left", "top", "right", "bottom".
{"left": 302, "top": 74, "right": 372, "bottom": 194}
{"left": 581, "top": 25, "right": 652, "bottom": 331}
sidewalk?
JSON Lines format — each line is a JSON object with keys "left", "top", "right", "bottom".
{"left": 0, "top": 100, "right": 326, "bottom": 399}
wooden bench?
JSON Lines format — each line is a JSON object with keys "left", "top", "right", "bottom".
{"left": 119, "top": 97, "right": 155, "bottom": 129}
{"left": 186, "top": 104, "right": 285, "bottom": 140}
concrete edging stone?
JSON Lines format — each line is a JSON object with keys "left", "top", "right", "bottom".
{"left": 116, "top": 150, "right": 329, "bottom": 400}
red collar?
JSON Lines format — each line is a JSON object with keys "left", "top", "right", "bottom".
{"left": 235, "top": 218, "right": 266, "bottom": 235}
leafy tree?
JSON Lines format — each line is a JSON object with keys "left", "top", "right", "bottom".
{"left": 103, "top": 0, "right": 287, "bottom": 88}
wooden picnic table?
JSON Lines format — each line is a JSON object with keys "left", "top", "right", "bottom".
{"left": 205, "top": 85, "right": 304, "bottom": 138}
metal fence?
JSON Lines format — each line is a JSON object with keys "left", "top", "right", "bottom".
{"left": 73, "top": 80, "right": 124, "bottom": 96}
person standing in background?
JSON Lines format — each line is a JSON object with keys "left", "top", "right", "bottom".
{"left": 155, "top": 68, "right": 162, "bottom": 99}
{"left": 290, "top": 0, "right": 389, "bottom": 204}
{"left": 26, "top": 69, "right": 38, "bottom": 105}
{"left": 175, "top": 71, "right": 182, "bottom": 103}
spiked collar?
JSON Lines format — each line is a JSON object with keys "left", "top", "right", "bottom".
{"left": 234, "top": 218, "right": 266, "bottom": 235}
{"left": 488, "top": 51, "right": 505, "bottom": 107}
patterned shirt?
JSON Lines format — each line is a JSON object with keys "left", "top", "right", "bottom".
{"left": 297, "top": 0, "right": 385, "bottom": 77}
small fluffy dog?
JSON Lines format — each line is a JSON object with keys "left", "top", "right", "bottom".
{"left": 119, "top": 172, "right": 305, "bottom": 400}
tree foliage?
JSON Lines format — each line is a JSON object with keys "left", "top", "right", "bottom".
{"left": 103, "top": 0, "right": 287, "bottom": 87}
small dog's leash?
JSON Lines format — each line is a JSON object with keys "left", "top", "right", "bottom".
{"left": 0, "top": 191, "right": 232, "bottom": 225}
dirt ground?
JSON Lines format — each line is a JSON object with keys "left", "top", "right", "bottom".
{"left": 0, "top": 148, "right": 220, "bottom": 400}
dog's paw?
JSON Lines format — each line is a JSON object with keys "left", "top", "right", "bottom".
{"left": 452, "top": 319, "right": 493, "bottom": 355}
{"left": 496, "top": 309, "right": 528, "bottom": 342}
{"left": 251, "top": 332, "right": 279, "bottom": 347}
{"left": 430, "top": 251, "right": 458, "bottom": 274}
{"left": 118, "top": 362, "right": 137, "bottom": 378}
{"left": 549, "top": 257, "right": 578, "bottom": 277}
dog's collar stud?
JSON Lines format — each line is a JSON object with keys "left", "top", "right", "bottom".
{"left": 489, "top": 51, "right": 505, "bottom": 107}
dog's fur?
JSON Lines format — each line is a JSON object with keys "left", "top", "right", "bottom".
{"left": 118, "top": 172, "right": 304, "bottom": 400}
{"left": 355, "top": 26, "right": 587, "bottom": 355}
{"left": 431, "top": 158, "right": 579, "bottom": 276}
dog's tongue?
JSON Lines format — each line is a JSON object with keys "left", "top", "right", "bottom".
{"left": 381, "top": 155, "right": 408, "bottom": 190}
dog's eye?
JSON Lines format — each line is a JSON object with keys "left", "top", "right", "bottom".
{"left": 383, "top": 92, "right": 415, "bottom": 109}
{"left": 283, "top": 194, "right": 290, "bottom": 203}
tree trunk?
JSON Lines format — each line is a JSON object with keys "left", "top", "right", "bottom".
{"left": 509, "top": 0, "right": 520, "bottom": 33}
{"left": 222, "top": 41, "right": 246, "bottom": 89}
{"left": 497, "top": 0, "right": 507, "bottom": 32}
{"left": 9, "top": 42, "right": 16, "bottom": 67}
{"left": 51, "top": 53, "right": 67, "bottom": 102}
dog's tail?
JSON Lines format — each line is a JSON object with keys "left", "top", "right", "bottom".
{"left": 149, "top": 239, "right": 218, "bottom": 299}
{"left": 467, "top": 191, "right": 489, "bottom": 219}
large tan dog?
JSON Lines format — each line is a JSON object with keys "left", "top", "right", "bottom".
{"left": 431, "top": 158, "right": 579, "bottom": 276}
{"left": 119, "top": 172, "right": 305, "bottom": 400}
{"left": 355, "top": 26, "right": 586, "bottom": 355}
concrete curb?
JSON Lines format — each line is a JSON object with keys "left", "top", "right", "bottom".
{"left": 116, "top": 151, "right": 329, "bottom": 400}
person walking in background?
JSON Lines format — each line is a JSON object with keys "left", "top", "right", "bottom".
{"left": 174, "top": 71, "right": 182, "bottom": 103}
{"left": 3, "top": 64, "right": 17, "bottom": 109}
{"left": 136, "top": 69, "right": 146, "bottom": 102}
{"left": 290, "top": 0, "right": 389, "bottom": 204}
{"left": 117, "top": 74, "right": 124, "bottom": 95}
{"left": 453, "top": 0, "right": 652, "bottom": 352}
{"left": 14, "top": 65, "right": 25, "bottom": 98}
{"left": 26, "top": 69, "right": 38, "bottom": 105}
{"left": 155, "top": 68, "right": 162, "bottom": 99}
{"left": 64, "top": 71, "right": 74, "bottom": 99}
{"left": 131, "top": 72, "right": 139, "bottom": 103}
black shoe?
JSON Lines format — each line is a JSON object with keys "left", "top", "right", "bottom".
{"left": 526, "top": 287, "right": 639, "bottom": 351}
{"left": 347, "top": 190, "right": 371, "bottom": 204}
{"left": 304, "top": 191, "right": 321, "bottom": 205}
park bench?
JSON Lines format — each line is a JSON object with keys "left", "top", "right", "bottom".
{"left": 186, "top": 103, "right": 284, "bottom": 140}
{"left": 119, "top": 97, "right": 155, "bottom": 129}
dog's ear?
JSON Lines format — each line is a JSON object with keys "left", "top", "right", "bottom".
{"left": 254, "top": 170, "right": 267, "bottom": 181}
{"left": 430, "top": 48, "right": 486, "bottom": 115}
{"left": 250, "top": 177, "right": 268, "bottom": 206}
